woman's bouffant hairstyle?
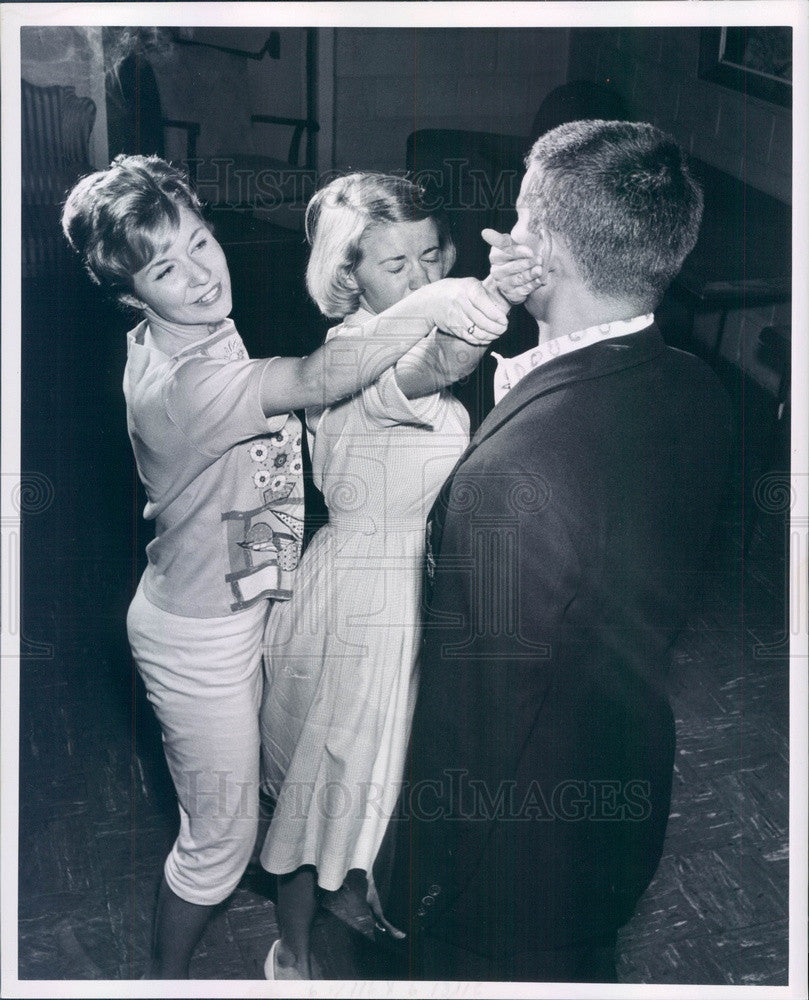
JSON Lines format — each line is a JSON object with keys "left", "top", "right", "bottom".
{"left": 305, "top": 172, "right": 456, "bottom": 318}
{"left": 61, "top": 154, "right": 205, "bottom": 304}
{"left": 525, "top": 120, "right": 703, "bottom": 307}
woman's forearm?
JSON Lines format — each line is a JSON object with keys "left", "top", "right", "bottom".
{"left": 259, "top": 299, "right": 436, "bottom": 416}
{"left": 296, "top": 316, "right": 435, "bottom": 407}
{"left": 258, "top": 278, "right": 508, "bottom": 417}
{"left": 393, "top": 276, "right": 512, "bottom": 400}
{"left": 393, "top": 332, "right": 486, "bottom": 400}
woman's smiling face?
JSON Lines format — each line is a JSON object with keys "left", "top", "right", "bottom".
{"left": 130, "top": 204, "right": 232, "bottom": 325}
{"left": 352, "top": 217, "right": 444, "bottom": 315}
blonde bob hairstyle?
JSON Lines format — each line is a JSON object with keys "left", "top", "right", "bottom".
{"left": 305, "top": 172, "right": 456, "bottom": 319}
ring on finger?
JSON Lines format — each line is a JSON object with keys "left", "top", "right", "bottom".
{"left": 467, "top": 322, "right": 477, "bottom": 337}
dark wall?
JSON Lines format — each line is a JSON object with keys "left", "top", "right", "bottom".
{"left": 567, "top": 27, "right": 790, "bottom": 203}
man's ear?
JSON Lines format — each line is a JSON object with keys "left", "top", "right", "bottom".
{"left": 534, "top": 227, "right": 554, "bottom": 280}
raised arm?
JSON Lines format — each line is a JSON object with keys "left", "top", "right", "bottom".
{"left": 393, "top": 231, "right": 544, "bottom": 400}
{"left": 259, "top": 277, "right": 507, "bottom": 417}
{"left": 392, "top": 277, "right": 511, "bottom": 399}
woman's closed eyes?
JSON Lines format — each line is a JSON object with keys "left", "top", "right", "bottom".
{"left": 155, "top": 236, "right": 210, "bottom": 281}
{"left": 385, "top": 248, "right": 441, "bottom": 274}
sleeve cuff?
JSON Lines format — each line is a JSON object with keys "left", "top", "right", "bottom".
{"left": 258, "top": 356, "right": 292, "bottom": 433}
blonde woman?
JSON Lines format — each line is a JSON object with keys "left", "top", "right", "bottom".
{"left": 61, "top": 157, "right": 509, "bottom": 978}
{"left": 259, "top": 173, "right": 536, "bottom": 979}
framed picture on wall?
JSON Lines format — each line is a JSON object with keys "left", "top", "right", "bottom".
{"left": 699, "top": 26, "right": 792, "bottom": 107}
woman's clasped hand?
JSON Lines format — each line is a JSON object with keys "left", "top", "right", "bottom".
{"left": 412, "top": 275, "right": 508, "bottom": 344}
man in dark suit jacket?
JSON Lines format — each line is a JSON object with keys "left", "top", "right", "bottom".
{"left": 379, "top": 120, "right": 732, "bottom": 981}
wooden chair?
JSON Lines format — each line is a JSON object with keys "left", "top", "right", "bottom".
{"left": 110, "top": 49, "right": 320, "bottom": 226}
{"left": 174, "top": 28, "right": 320, "bottom": 225}
{"left": 21, "top": 78, "right": 96, "bottom": 277}
{"left": 105, "top": 51, "right": 200, "bottom": 183}
{"left": 192, "top": 113, "right": 319, "bottom": 220}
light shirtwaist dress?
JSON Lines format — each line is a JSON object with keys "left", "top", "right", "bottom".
{"left": 259, "top": 311, "right": 470, "bottom": 892}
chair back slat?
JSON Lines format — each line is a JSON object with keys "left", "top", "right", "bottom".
{"left": 22, "top": 79, "right": 66, "bottom": 204}
{"left": 21, "top": 78, "right": 97, "bottom": 277}
{"left": 22, "top": 78, "right": 96, "bottom": 204}
{"left": 62, "top": 93, "right": 97, "bottom": 174}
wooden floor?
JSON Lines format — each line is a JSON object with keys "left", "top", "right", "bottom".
{"left": 16, "top": 453, "right": 792, "bottom": 985}
{"left": 16, "top": 221, "right": 791, "bottom": 986}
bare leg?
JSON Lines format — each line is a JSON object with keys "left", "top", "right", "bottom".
{"left": 275, "top": 866, "right": 318, "bottom": 978}
{"left": 148, "top": 875, "right": 213, "bottom": 979}
{"left": 367, "top": 870, "right": 406, "bottom": 939}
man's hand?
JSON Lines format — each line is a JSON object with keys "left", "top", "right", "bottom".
{"left": 482, "top": 228, "right": 544, "bottom": 305}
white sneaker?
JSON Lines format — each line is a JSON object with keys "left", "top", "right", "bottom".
{"left": 264, "top": 938, "right": 306, "bottom": 980}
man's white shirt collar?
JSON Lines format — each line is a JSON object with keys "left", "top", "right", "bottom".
{"left": 492, "top": 314, "right": 654, "bottom": 405}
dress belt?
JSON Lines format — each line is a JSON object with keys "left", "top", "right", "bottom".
{"left": 328, "top": 512, "right": 426, "bottom": 535}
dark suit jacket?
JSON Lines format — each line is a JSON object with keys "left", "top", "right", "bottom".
{"left": 382, "top": 325, "right": 732, "bottom": 968}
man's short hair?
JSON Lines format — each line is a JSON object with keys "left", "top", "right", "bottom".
{"left": 525, "top": 120, "right": 703, "bottom": 307}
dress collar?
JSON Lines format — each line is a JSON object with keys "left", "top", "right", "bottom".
{"left": 326, "top": 306, "right": 377, "bottom": 342}
{"left": 143, "top": 307, "right": 234, "bottom": 357}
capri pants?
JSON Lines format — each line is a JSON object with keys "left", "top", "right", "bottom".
{"left": 127, "top": 579, "right": 268, "bottom": 906}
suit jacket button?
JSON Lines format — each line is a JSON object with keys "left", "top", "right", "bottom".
{"left": 429, "top": 884, "right": 441, "bottom": 895}
{"left": 422, "top": 895, "right": 434, "bottom": 907}
{"left": 417, "top": 906, "right": 426, "bottom": 917}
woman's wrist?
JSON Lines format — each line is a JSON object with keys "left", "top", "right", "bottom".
{"left": 482, "top": 274, "right": 512, "bottom": 313}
